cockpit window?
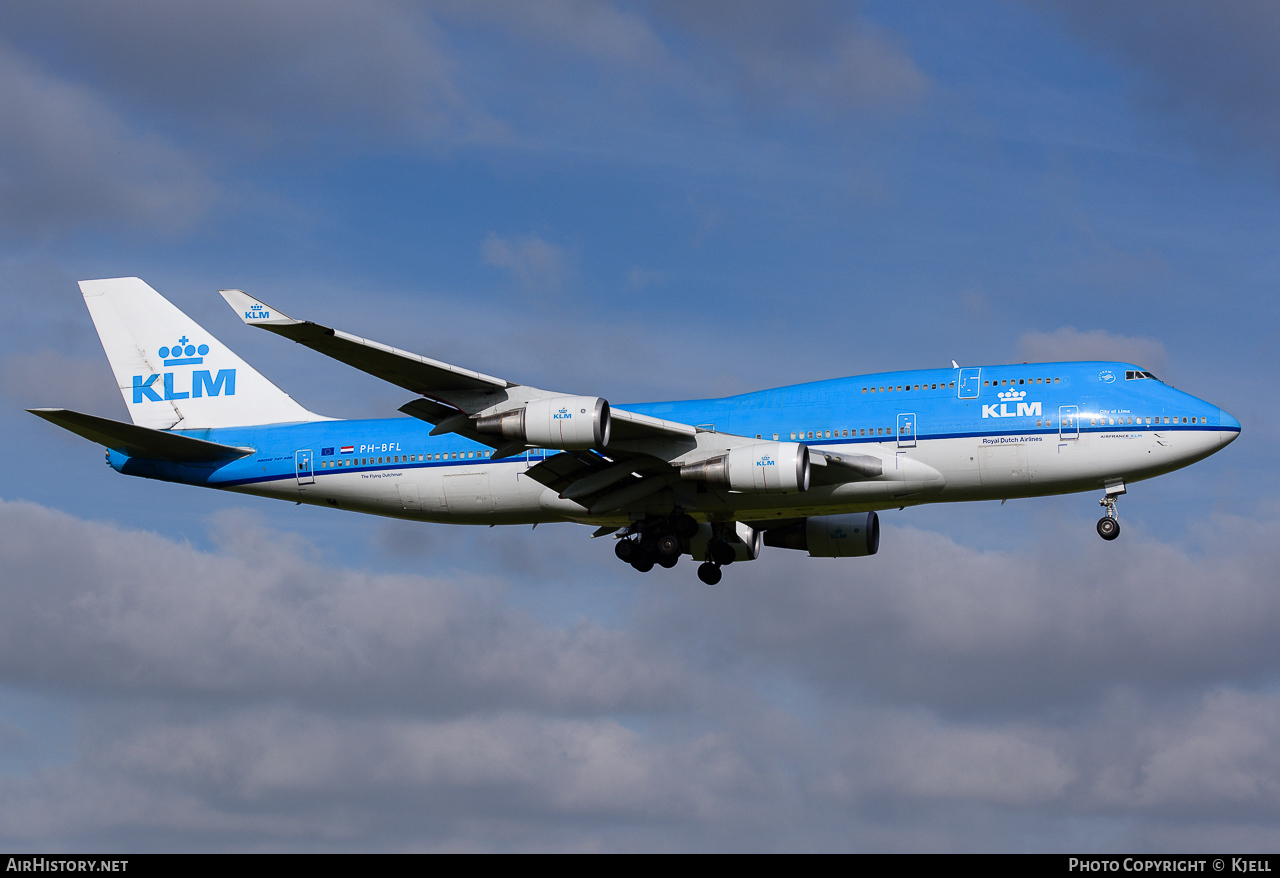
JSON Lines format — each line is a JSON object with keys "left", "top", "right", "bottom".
{"left": 1126, "top": 370, "right": 1161, "bottom": 381}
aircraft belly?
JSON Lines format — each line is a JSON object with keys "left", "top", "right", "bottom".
{"left": 443, "top": 471, "right": 495, "bottom": 514}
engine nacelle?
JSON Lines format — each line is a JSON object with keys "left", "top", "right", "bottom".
{"left": 763, "top": 512, "right": 879, "bottom": 557}
{"left": 679, "top": 442, "right": 809, "bottom": 494}
{"left": 475, "top": 396, "right": 610, "bottom": 450}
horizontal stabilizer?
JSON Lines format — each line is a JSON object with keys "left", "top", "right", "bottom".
{"left": 28, "top": 408, "right": 255, "bottom": 462}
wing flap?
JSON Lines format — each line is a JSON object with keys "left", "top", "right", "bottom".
{"left": 28, "top": 408, "right": 255, "bottom": 462}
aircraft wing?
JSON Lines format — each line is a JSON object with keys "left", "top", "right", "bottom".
{"left": 219, "top": 290, "right": 510, "bottom": 396}
{"left": 221, "top": 289, "right": 700, "bottom": 446}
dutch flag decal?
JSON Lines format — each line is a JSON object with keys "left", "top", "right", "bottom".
{"left": 340, "top": 446, "right": 354, "bottom": 454}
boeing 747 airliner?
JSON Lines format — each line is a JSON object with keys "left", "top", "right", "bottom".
{"left": 30, "top": 278, "right": 1240, "bottom": 585}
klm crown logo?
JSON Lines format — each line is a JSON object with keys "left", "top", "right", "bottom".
{"left": 132, "top": 336, "right": 236, "bottom": 404}
{"left": 158, "top": 336, "right": 209, "bottom": 366}
{"left": 996, "top": 389, "right": 1026, "bottom": 402}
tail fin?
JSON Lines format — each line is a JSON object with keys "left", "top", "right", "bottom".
{"left": 80, "top": 277, "right": 328, "bottom": 430}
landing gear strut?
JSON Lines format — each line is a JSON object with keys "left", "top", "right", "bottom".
{"left": 1096, "top": 479, "right": 1125, "bottom": 541}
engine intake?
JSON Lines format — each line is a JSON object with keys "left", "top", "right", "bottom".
{"left": 476, "top": 396, "right": 610, "bottom": 450}
{"left": 679, "top": 442, "right": 809, "bottom": 494}
{"left": 763, "top": 512, "right": 879, "bottom": 557}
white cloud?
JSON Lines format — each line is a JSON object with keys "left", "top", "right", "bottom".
{"left": 1016, "top": 327, "right": 1167, "bottom": 371}
{"left": 483, "top": 233, "right": 572, "bottom": 292}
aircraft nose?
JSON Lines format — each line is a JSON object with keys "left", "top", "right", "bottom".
{"left": 1219, "top": 408, "right": 1241, "bottom": 446}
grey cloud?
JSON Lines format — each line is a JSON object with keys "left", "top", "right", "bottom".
{"left": 1042, "top": 0, "right": 1280, "bottom": 170}
{"left": 0, "top": 44, "right": 214, "bottom": 234}
{"left": 1016, "top": 327, "right": 1167, "bottom": 370}
{"left": 637, "top": 517, "right": 1280, "bottom": 713}
{"left": 0, "top": 500, "right": 692, "bottom": 715}
{"left": 0, "top": 0, "right": 492, "bottom": 149}
{"left": 3, "top": 500, "right": 1280, "bottom": 847}
{"left": 1133, "top": 690, "right": 1280, "bottom": 811}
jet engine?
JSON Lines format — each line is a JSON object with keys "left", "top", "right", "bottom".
{"left": 475, "top": 396, "right": 610, "bottom": 450}
{"left": 678, "top": 442, "right": 810, "bottom": 494}
{"left": 763, "top": 512, "right": 879, "bottom": 557}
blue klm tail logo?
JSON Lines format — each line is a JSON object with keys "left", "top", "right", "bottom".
{"left": 133, "top": 338, "right": 235, "bottom": 403}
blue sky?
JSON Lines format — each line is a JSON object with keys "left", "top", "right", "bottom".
{"left": 0, "top": 0, "right": 1278, "bottom": 851}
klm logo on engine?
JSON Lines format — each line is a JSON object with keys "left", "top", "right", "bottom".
{"left": 553, "top": 407, "right": 572, "bottom": 420}
{"left": 133, "top": 338, "right": 235, "bottom": 403}
{"left": 757, "top": 455, "right": 776, "bottom": 467}
{"left": 982, "top": 389, "right": 1041, "bottom": 419}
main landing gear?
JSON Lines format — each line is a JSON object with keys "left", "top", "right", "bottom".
{"left": 614, "top": 511, "right": 698, "bottom": 575}
{"left": 1096, "top": 479, "right": 1125, "bottom": 541}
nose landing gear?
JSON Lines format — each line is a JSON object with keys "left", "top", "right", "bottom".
{"left": 1096, "top": 479, "right": 1125, "bottom": 541}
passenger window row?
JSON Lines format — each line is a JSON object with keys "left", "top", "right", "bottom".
{"left": 862, "top": 382, "right": 955, "bottom": 393}
{"left": 1089, "top": 416, "right": 1206, "bottom": 426}
{"left": 984, "top": 377, "right": 1061, "bottom": 387}
{"left": 789, "top": 428, "right": 895, "bottom": 440}
{"left": 320, "top": 450, "right": 493, "bottom": 469}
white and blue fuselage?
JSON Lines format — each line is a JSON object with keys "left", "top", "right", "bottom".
{"left": 109, "top": 362, "right": 1238, "bottom": 527}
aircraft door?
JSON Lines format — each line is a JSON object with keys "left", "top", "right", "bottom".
{"left": 897, "top": 412, "right": 917, "bottom": 448}
{"left": 958, "top": 367, "right": 981, "bottom": 399}
{"left": 295, "top": 449, "right": 315, "bottom": 485}
{"left": 1059, "top": 405, "right": 1079, "bottom": 440}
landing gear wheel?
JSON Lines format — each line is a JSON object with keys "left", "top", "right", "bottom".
{"left": 1097, "top": 517, "right": 1120, "bottom": 541}
{"left": 709, "top": 540, "right": 735, "bottom": 566}
{"left": 631, "top": 555, "right": 655, "bottom": 573}
{"left": 673, "top": 514, "right": 698, "bottom": 540}
{"left": 657, "top": 554, "right": 679, "bottom": 569}
{"left": 614, "top": 539, "right": 637, "bottom": 562}
{"left": 656, "top": 534, "right": 681, "bottom": 558}
{"left": 697, "top": 562, "right": 722, "bottom": 585}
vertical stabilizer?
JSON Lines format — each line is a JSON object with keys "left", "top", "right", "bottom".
{"left": 80, "top": 277, "right": 327, "bottom": 430}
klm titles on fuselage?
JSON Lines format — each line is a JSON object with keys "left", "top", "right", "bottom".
{"left": 982, "top": 389, "right": 1042, "bottom": 419}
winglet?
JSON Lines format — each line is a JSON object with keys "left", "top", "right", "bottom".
{"left": 219, "top": 289, "right": 302, "bottom": 327}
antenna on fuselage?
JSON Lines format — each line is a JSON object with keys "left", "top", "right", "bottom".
{"left": 951, "top": 360, "right": 959, "bottom": 368}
